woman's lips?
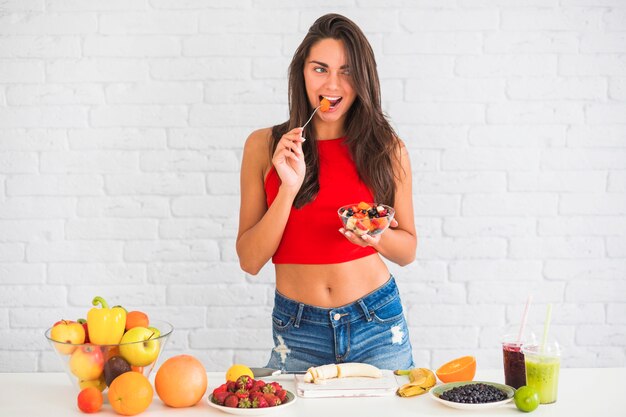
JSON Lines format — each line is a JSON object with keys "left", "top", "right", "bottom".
{"left": 319, "top": 95, "right": 342, "bottom": 112}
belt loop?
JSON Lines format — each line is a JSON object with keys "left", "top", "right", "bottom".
{"left": 358, "top": 299, "right": 372, "bottom": 322}
{"left": 294, "top": 303, "right": 305, "bottom": 328}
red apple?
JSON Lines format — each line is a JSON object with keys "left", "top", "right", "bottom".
{"left": 77, "top": 318, "right": 90, "bottom": 343}
{"left": 50, "top": 320, "right": 86, "bottom": 355}
{"left": 70, "top": 344, "right": 104, "bottom": 381}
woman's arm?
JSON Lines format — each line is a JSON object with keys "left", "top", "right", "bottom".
{"left": 340, "top": 139, "right": 417, "bottom": 266}
{"left": 236, "top": 127, "right": 305, "bottom": 275}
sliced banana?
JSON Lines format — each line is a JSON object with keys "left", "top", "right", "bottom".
{"left": 304, "top": 362, "right": 383, "bottom": 383}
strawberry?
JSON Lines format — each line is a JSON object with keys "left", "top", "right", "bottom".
{"left": 236, "top": 375, "right": 254, "bottom": 391}
{"left": 356, "top": 220, "right": 369, "bottom": 231}
{"left": 252, "top": 396, "right": 269, "bottom": 408}
{"left": 213, "top": 383, "right": 228, "bottom": 394}
{"left": 275, "top": 389, "right": 288, "bottom": 403}
{"left": 212, "top": 390, "right": 231, "bottom": 405}
{"left": 250, "top": 379, "right": 266, "bottom": 392}
{"left": 261, "top": 384, "right": 275, "bottom": 394}
{"left": 269, "top": 382, "right": 282, "bottom": 392}
{"left": 226, "top": 381, "right": 237, "bottom": 392}
{"left": 238, "top": 398, "right": 252, "bottom": 409}
{"left": 235, "top": 389, "right": 249, "bottom": 399}
{"left": 263, "top": 393, "right": 282, "bottom": 407}
{"left": 249, "top": 391, "right": 264, "bottom": 402}
{"left": 224, "top": 394, "right": 239, "bottom": 408}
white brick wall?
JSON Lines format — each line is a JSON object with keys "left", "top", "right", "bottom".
{"left": 0, "top": 2, "right": 624, "bottom": 374}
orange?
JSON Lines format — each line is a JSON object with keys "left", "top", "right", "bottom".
{"left": 108, "top": 371, "right": 153, "bottom": 416}
{"left": 436, "top": 355, "right": 476, "bottom": 383}
{"left": 225, "top": 364, "right": 254, "bottom": 382}
{"left": 125, "top": 311, "right": 149, "bottom": 331}
{"left": 155, "top": 354, "right": 207, "bottom": 408}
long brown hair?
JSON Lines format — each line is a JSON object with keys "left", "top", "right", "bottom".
{"left": 271, "top": 13, "right": 400, "bottom": 208}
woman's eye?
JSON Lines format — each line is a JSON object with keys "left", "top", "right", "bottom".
{"left": 314, "top": 67, "right": 326, "bottom": 73}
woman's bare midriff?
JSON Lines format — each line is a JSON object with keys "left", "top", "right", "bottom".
{"left": 274, "top": 254, "right": 390, "bottom": 308}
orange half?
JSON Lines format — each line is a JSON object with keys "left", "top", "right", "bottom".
{"left": 435, "top": 355, "right": 476, "bottom": 383}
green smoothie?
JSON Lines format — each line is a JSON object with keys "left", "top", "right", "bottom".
{"left": 525, "top": 355, "right": 560, "bottom": 404}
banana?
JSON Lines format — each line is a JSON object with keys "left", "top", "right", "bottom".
{"left": 395, "top": 368, "right": 436, "bottom": 397}
{"left": 304, "top": 362, "right": 383, "bottom": 383}
{"left": 397, "top": 384, "right": 429, "bottom": 397}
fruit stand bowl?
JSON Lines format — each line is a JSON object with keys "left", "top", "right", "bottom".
{"left": 338, "top": 202, "right": 395, "bottom": 237}
{"left": 45, "top": 319, "right": 173, "bottom": 393}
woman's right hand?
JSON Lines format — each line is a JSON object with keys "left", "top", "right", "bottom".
{"left": 272, "top": 127, "right": 306, "bottom": 193}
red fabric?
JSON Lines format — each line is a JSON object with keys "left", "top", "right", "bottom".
{"left": 265, "top": 137, "right": 377, "bottom": 264}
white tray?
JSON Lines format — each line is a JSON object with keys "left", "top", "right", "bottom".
{"left": 294, "top": 370, "right": 399, "bottom": 398}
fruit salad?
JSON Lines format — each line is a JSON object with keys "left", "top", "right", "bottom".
{"left": 338, "top": 202, "right": 395, "bottom": 236}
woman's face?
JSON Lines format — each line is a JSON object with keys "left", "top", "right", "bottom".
{"left": 303, "top": 38, "right": 356, "bottom": 133}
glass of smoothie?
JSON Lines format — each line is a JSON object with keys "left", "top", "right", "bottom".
{"left": 523, "top": 342, "right": 561, "bottom": 404}
{"left": 501, "top": 334, "right": 527, "bottom": 389}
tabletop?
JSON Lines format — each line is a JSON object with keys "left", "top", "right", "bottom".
{"left": 0, "top": 368, "right": 624, "bottom": 416}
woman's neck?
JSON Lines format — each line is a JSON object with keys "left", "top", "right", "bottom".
{"left": 313, "top": 119, "right": 345, "bottom": 140}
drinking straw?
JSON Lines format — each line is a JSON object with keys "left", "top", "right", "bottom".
{"left": 541, "top": 303, "right": 553, "bottom": 354}
{"left": 516, "top": 295, "right": 532, "bottom": 344}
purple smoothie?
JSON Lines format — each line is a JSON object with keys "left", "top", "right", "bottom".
{"left": 503, "top": 343, "right": 526, "bottom": 389}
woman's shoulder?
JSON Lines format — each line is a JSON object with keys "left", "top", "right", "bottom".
{"left": 391, "top": 135, "right": 409, "bottom": 157}
{"left": 244, "top": 127, "right": 273, "bottom": 151}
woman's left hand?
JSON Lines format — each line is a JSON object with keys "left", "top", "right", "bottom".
{"left": 339, "top": 219, "right": 399, "bottom": 248}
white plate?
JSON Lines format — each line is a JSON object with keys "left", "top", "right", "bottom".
{"left": 430, "top": 381, "right": 514, "bottom": 410}
{"left": 207, "top": 391, "right": 296, "bottom": 415}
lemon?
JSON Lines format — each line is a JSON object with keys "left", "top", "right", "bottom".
{"left": 225, "top": 364, "right": 254, "bottom": 382}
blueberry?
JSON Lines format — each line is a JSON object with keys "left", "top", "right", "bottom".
{"left": 440, "top": 383, "right": 507, "bottom": 404}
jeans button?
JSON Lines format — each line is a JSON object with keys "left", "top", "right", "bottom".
{"left": 333, "top": 313, "right": 341, "bottom": 321}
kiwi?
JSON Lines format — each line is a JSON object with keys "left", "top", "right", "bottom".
{"left": 104, "top": 355, "right": 131, "bottom": 386}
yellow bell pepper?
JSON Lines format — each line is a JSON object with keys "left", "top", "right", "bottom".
{"left": 87, "top": 296, "right": 127, "bottom": 345}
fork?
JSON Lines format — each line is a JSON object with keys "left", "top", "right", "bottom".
{"left": 301, "top": 105, "right": 321, "bottom": 131}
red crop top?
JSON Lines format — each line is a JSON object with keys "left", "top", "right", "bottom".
{"left": 264, "top": 137, "right": 377, "bottom": 264}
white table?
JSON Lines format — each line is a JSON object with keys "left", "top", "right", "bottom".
{"left": 0, "top": 368, "right": 623, "bottom": 416}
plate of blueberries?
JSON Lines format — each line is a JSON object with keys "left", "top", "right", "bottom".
{"left": 430, "top": 381, "right": 515, "bottom": 410}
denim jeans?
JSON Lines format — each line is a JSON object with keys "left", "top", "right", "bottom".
{"left": 265, "top": 276, "right": 414, "bottom": 372}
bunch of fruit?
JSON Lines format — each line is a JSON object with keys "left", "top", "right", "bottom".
{"left": 48, "top": 296, "right": 178, "bottom": 415}
{"left": 211, "top": 375, "right": 289, "bottom": 409}
{"left": 338, "top": 202, "right": 394, "bottom": 236}
{"left": 49, "top": 296, "right": 162, "bottom": 393}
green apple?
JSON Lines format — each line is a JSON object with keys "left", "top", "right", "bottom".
{"left": 70, "top": 344, "right": 104, "bottom": 380}
{"left": 50, "top": 320, "right": 85, "bottom": 355}
{"left": 119, "top": 326, "right": 160, "bottom": 367}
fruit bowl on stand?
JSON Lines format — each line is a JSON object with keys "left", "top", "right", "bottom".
{"left": 45, "top": 319, "right": 173, "bottom": 393}
{"left": 338, "top": 202, "right": 395, "bottom": 237}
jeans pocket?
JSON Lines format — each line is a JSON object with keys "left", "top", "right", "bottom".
{"left": 371, "top": 298, "right": 404, "bottom": 324}
{"left": 271, "top": 310, "right": 295, "bottom": 331}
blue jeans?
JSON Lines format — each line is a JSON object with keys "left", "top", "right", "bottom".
{"left": 265, "top": 276, "right": 414, "bottom": 372}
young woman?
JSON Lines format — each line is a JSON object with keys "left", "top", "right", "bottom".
{"left": 236, "top": 14, "right": 417, "bottom": 371}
